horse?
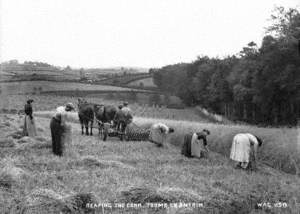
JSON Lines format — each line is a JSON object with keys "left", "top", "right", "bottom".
{"left": 94, "top": 104, "right": 117, "bottom": 136}
{"left": 77, "top": 98, "right": 94, "bottom": 135}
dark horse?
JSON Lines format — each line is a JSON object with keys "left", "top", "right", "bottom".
{"left": 94, "top": 104, "right": 117, "bottom": 125}
{"left": 78, "top": 98, "right": 94, "bottom": 135}
{"left": 94, "top": 104, "right": 117, "bottom": 139}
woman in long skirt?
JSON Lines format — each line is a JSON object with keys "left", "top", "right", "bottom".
{"left": 23, "top": 99, "right": 37, "bottom": 137}
{"left": 181, "top": 129, "right": 210, "bottom": 158}
{"left": 230, "top": 133, "right": 263, "bottom": 170}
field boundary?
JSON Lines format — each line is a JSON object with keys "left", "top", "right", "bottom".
{"left": 97, "top": 73, "right": 152, "bottom": 85}
{"left": 40, "top": 89, "right": 159, "bottom": 96}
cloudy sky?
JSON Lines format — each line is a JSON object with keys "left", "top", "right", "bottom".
{"left": 0, "top": 0, "right": 298, "bottom": 68}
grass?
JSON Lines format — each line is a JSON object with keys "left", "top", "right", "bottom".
{"left": 34, "top": 111, "right": 300, "bottom": 175}
{"left": 127, "top": 77, "right": 156, "bottom": 88}
{"left": 0, "top": 112, "right": 299, "bottom": 213}
{"left": 0, "top": 94, "right": 206, "bottom": 121}
{"left": 132, "top": 117, "right": 300, "bottom": 175}
{"left": 0, "top": 81, "right": 143, "bottom": 95}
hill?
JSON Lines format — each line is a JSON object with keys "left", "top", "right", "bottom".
{"left": 127, "top": 77, "right": 157, "bottom": 88}
{"left": 0, "top": 61, "right": 148, "bottom": 83}
{"left": 97, "top": 73, "right": 153, "bottom": 86}
{"left": 84, "top": 67, "right": 148, "bottom": 75}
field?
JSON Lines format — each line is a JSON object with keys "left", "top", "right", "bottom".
{"left": 0, "top": 81, "right": 147, "bottom": 95}
{"left": 97, "top": 73, "right": 151, "bottom": 84}
{"left": 0, "top": 68, "right": 81, "bottom": 82}
{"left": 0, "top": 86, "right": 299, "bottom": 213}
{"left": 2, "top": 69, "right": 78, "bottom": 77}
{"left": 1, "top": 94, "right": 300, "bottom": 173}
{"left": 32, "top": 111, "right": 299, "bottom": 175}
{"left": 127, "top": 77, "right": 157, "bottom": 88}
{"left": 0, "top": 111, "right": 300, "bottom": 214}
{"left": 0, "top": 94, "right": 207, "bottom": 122}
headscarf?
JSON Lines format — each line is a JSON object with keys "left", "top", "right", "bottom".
{"left": 27, "top": 99, "right": 34, "bottom": 104}
{"left": 65, "top": 103, "right": 75, "bottom": 111}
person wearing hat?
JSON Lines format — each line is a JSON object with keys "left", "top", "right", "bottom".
{"left": 148, "top": 123, "right": 174, "bottom": 147}
{"left": 181, "top": 129, "right": 210, "bottom": 159}
{"left": 50, "top": 103, "right": 75, "bottom": 156}
{"left": 113, "top": 105, "right": 125, "bottom": 132}
{"left": 120, "top": 102, "right": 133, "bottom": 130}
{"left": 121, "top": 102, "right": 132, "bottom": 116}
{"left": 23, "top": 99, "right": 37, "bottom": 137}
{"left": 230, "top": 133, "right": 263, "bottom": 171}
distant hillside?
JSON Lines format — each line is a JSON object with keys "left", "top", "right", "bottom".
{"left": 0, "top": 61, "right": 80, "bottom": 81}
{"left": 127, "top": 77, "right": 157, "bottom": 88}
{"left": 0, "top": 81, "right": 148, "bottom": 95}
{"left": 98, "top": 73, "right": 153, "bottom": 86}
{"left": 0, "top": 61, "right": 151, "bottom": 84}
{"left": 85, "top": 67, "right": 148, "bottom": 74}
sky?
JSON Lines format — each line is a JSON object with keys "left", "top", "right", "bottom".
{"left": 0, "top": 0, "right": 298, "bottom": 68}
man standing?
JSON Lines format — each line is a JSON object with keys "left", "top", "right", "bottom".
{"left": 121, "top": 102, "right": 132, "bottom": 116}
{"left": 50, "top": 103, "right": 75, "bottom": 156}
{"left": 23, "top": 99, "right": 37, "bottom": 137}
{"left": 120, "top": 102, "right": 133, "bottom": 132}
{"left": 230, "top": 133, "right": 263, "bottom": 170}
{"left": 114, "top": 105, "right": 125, "bottom": 132}
{"left": 148, "top": 123, "right": 174, "bottom": 147}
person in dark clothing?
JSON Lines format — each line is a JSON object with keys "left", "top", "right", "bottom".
{"left": 114, "top": 104, "right": 133, "bottom": 134}
{"left": 181, "top": 129, "right": 210, "bottom": 158}
{"left": 24, "top": 99, "right": 34, "bottom": 119}
{"left": 113, "top": 105, "right": 125, "bottom": 131}
{"left": 23, "top": 99, "right": 37, "bottom": 137}
{"left": 50, "top": 115, "right": 64, "bottom": 156}
{"left": 181, "top": 132, "right": 193, "bottom": 157}
{"left": 50, "top": 103, "right": 75, "bottom": 156}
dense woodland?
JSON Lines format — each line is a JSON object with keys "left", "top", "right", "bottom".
{"left": 152, "top": 7, "right": 300, "bottom": 125}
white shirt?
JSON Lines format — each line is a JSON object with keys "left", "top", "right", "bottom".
{"left": 245, "top": 133, "right": 259, "bottom": 146}
{"left": 230, "top": 133, "right": 258, "bottom": 163}
{"left": 56, "top": 106, "right": 65, "bottom": 113}
{"left": 152, "top": 123, "right": 169, "bottom": 134}
{"left": 121, "top": 107, "right": 132, "bottom": 116}
{"left": 149, "top": 123, "right": 170, "bottom": 145}
{"left": 54, "top": 106, "right": 69, "bottom": 126}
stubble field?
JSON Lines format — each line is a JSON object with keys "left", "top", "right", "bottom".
{"left": 0, "top": 106, "right": 299, "bottom": 213}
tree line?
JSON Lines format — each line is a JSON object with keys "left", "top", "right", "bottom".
{"left": 151, "top": 7, "right": 300, "bottom": 126}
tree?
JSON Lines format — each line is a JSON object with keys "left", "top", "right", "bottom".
{"left": 266, "top": 7, "right": 300, "bottom": 42}
{"left": 65, "top": 66, "right": 72, "bottom": 71}
{"left": 149, "top": 6, "right": 300, "bottom": 125}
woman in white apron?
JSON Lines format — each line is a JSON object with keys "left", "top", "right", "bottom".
{"left": 181, "top": 129, "right": 210, "bottom": 158}
{"left": 230, "top": 133, "right": 263, "bottom": 170}
{"left": 191, "top": 129, "right": 210, "bottom": 158}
